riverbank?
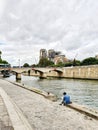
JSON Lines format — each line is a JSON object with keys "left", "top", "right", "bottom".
{"left": 0, "top": 79, "right": 98, "bottom": 130}
{"left": 8, "top": 80, "right": 98, "bottom": 120}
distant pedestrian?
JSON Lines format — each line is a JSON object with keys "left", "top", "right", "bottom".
{"left": 60, "top": 92, "right": 72, "bottom": 105}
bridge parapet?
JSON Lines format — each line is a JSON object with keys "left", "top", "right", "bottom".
{"left": 11, "top": 67, "right": 31, "bottom": 73}
{"left": 32, "top": 68, "right": 51, "bottom": 73}
{"left": 31, "top": 67, "right": 64, "bottom": 78}
{"left": 0, "top": 67, "right": 11, "bottom": 71}
{"left": 10, "top": 65, "right": 98, "bottom": 80}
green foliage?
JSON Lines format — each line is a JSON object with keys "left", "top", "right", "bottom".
{"left": 81, "top": 57, "right": 98, "bottom": 66}
{"left": 2, "top": 60, "right": 8, "bottom": 64}
{"left": 23, "top": 63, "right": 30, "bottom": 67}
{"left": 64, "top": 62, "right": 73, "bottom": 67}
{"left": 73, "top": 59, "right": 81, "bottom": 66}
{"left": 0, "top": 59, "right": 2, "bottom": 63}
{"left": 56, "top": 62, "right": 65, "bottom": 67}
{"left": 0, "top": 51, "right": 2, "bottom": 55}
{"left": 0, "top": 51, "right": 10, "bottom": 65}
{"left": 31, "top": 64, "right": 37, "bottom": 67}
{"left": 0, "top": 59, "right": 8, "bottom": 64}
{"left": 24, "top": 56, "right": 98, "bottom": 68}
{"left": 38, "top": 58, "right": 54, "bottom": 67}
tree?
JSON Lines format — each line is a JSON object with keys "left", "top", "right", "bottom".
{"left": 2, "top": 60, "right": 8, "bottom": 64}
{"left": 64, "top": 62, "right": 73, "bottom": 67}
{"left": 23, "top": 63, "right": 30, "bottom": 67}
{"left": 0, "top": 51, "right": 2, "bottom": 60}
{"left": 81, "top": 57, "right": 98, "bottom": 66}
{"left": 0, "top": 59, "right": 8, "bottom": 64}
{"left": 0, "top": 51, "right": 10, "bottom": 65}
{"left": 38, "top": 58, "right": 54, "bottom": 67}
{"left": 73, "top": 59, "right": 81, "bottom": 66}
{"left": 0, "top": 51, "right": 1, "bottom": 53}
{"left": 0, "top": 59, "right": 2, "bottom": 63}
{"left": 56, "top": 62, "right": 65, "bottom": 67}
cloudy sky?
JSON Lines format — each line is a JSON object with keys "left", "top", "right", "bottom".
{"left": 0, "top": 0, "right": 98, "bottom": 66}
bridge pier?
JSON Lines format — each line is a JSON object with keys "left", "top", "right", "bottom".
{"left": 16, "top": 73, "right": 21, "bottom": 80}
{"left": 28, "top": 70, "right": 30, "bottom": 76}
{"left": 39, "top": 72, "right": 47, "bottom": 79}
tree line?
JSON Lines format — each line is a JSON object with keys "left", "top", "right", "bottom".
{"left": 0, "top": 58, "right": 9, "bottom": 64}
{"left": 23, "top": 57, "right": 98, "bottom": 67}
{"left": 0, "top": 51, "right": 9, "bottom": 64}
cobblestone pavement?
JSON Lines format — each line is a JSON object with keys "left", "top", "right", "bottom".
{"left": 0, "top": 79, "right": 98, "bottom": 130}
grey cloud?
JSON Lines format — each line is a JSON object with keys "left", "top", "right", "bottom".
{"left": 0, "top": 42, "right": 5, "bottom": 45}
{"left": 0, "top": 0, "right": 98, "bottom": 65}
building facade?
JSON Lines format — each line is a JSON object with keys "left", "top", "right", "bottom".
{"left": 95, "top": 55, "right": 98, "bottom": 59}
{"left": 40, "top": 49, "right": 47, "bottom": 59}
{"left": 40, "top": 49, "right": 69, "bottom": 65}
{"left": 54, "top": 55, "right": 69, "bottom": 65}
{"left": 48, "top": 49, "right": 55, "bottom": 61}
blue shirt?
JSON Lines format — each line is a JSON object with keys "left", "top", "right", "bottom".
{"left": 63, "top": 95, "right": 71, "bottom": 104}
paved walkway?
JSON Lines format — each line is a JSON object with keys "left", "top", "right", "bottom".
{"left": 0, "top": 94, "right": 13, "bottom": 130}
{"left": 0, "top": 87, "right": 33, "bottom": 130}
{"left": 0, "top": 79, "right": 98, "bottom": 130}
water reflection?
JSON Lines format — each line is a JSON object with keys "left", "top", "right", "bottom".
{"left": 6, "top": 75, "right": 98, "bottom": 110}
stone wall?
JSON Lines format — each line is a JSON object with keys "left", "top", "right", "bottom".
{"left": 30, "top": 65, "right": 98, "bottom": 80}
{"left": 61, "top": 65, "right": 98, "bottom": 79}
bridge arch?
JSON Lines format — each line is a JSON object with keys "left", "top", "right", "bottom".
{"left": 10, "top": 67, "right": 32, "bottom": 80}
{"left": 50, "top": 68, "right": 63, "bottom": 78}
{"left": 32, "top": 68, "right": 47, "bottom": 78}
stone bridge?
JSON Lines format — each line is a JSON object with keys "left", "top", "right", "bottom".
{"left": 2, "top": 65, "right": 98, "bottom": 80}
{"left": 0, "top": 67, "right": 31, "bottom": 80}
{"left": 9, "top": 67, "right": 63, "bottom": 80}
{"left": 0, "top": 66, "right": 64, "bottom": 80}
{"left": 32, "top": 67, "right": 63, "bottom": 78}
{"left": 31, "top": 65, "right": 98, "bottom": 80}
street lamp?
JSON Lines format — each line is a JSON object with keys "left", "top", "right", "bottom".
{"left": 18, "top": 59, "right": 20, "bottom": 68}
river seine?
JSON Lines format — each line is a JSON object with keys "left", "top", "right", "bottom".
{"left": 6, "top": 75, "right": 98, "bottom": 110}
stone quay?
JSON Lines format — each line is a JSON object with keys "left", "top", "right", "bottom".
{"left": 0, "top": 79, "right": 98, "bottom": 130}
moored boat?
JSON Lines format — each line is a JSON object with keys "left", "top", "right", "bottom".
{"left": 3, "top": 70, "right": 10, "bottom": 77}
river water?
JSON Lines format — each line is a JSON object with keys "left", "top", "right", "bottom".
{"left": 6, "top": 75, "right": 98, "bottom": 110}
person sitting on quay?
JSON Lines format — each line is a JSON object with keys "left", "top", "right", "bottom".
{"left": 60, "top": 92, "right": 72, "bottom": 105}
